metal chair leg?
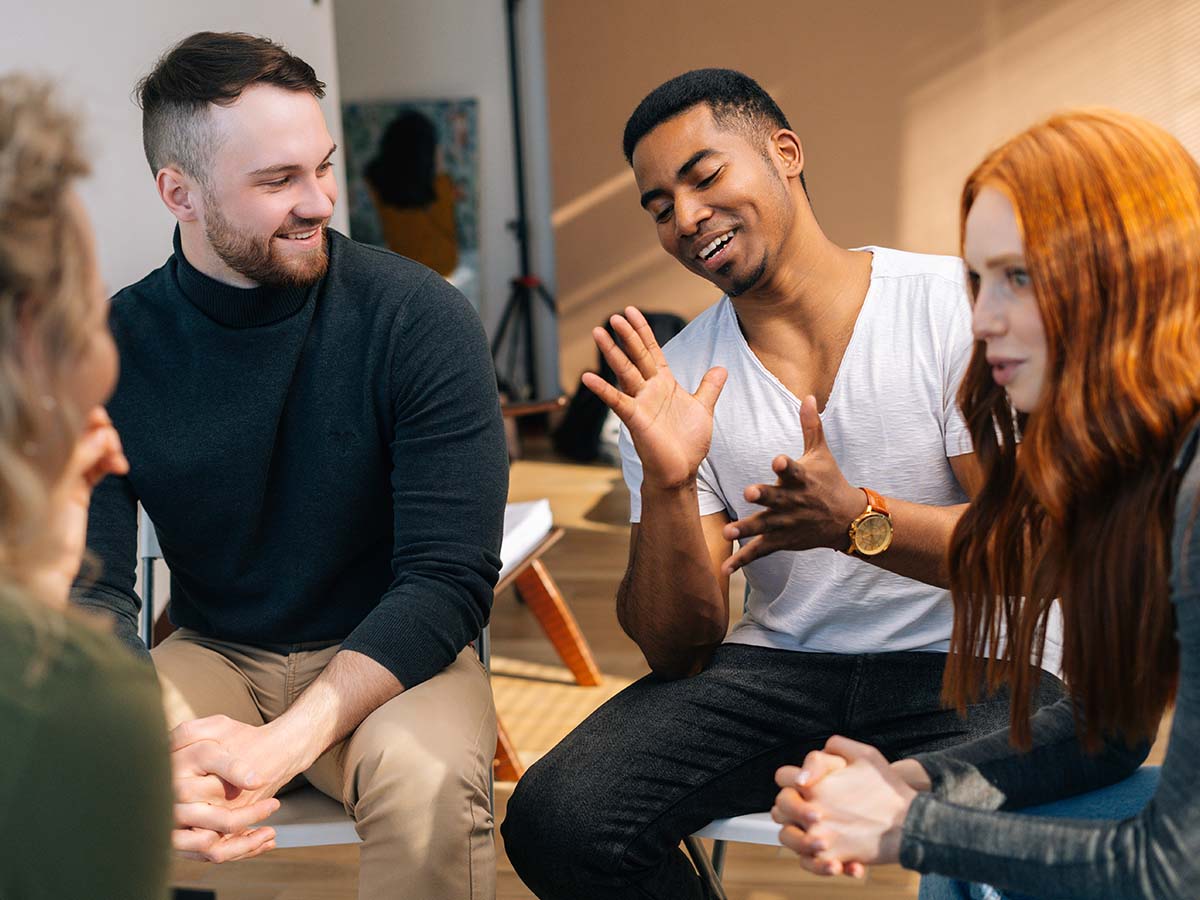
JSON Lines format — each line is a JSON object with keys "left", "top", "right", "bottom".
{"left": 683, "top": 835, "right": 729, "bottom": 900}
{"left": 479, "top": 621, "right": 492, "bottom": 671}
{"left": 480, "top": 624, "right": 495, "bottom": 814}
{"left": 711, "top": 838, "right": 727, "bottom": 878}
{"left": 141, "top": 557, "right": 155, "bottom": 648}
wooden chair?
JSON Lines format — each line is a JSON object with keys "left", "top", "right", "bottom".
{"left": 488, "top": 499, "right": 603, "bottom": 780}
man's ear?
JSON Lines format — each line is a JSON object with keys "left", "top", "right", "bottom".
{"left": 155, "top": 166, "right": 202, "bottom": 224}
{"left": 770, "top": 128, "right": 805, "bottom": 180}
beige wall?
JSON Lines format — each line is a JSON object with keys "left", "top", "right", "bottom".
{"left": 544, "top": 0, "right": 1200, "bottom": 386}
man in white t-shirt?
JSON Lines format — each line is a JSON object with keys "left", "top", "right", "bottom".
{"left": 503, "top": 69, "right": 1063, "bottom": 900}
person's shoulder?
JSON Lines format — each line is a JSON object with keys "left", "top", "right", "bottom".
{"left": 327, "top": 229, "right": 474, "bottom": 318}
{"left": 861, "top": 246, "right": 971, "bottom": 341}
{"left": 862, "top": 245, "right": 966, "bottom": 293}
{"left": 0, "top": 589, "right": 165, "bottom": 757}
{"left": 109, "top": 258, "right": 175, "bottom": 323}
{"left": 0, "top": 589, "right": 157, "bottom": 689}
{"left": 328, "top": 229, "right": 442, "bottom": 292}
{"left": 660, "top": 297, "right": 731, "bottom": 371}
{"left": 1172, "top": 417, "right": 1200, "bottom": 605}
{"left": 0, "top": 590, "right": 172, "bottom": 898}
{"left": 1176, "top": 416, "right": 1200, "bottom": 498}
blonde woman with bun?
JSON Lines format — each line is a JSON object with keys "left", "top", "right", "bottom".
{"left": 0, "top": 75, "right": 172, "bottom": 898}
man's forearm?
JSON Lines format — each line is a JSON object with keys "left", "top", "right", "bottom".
{"left": 269, "top": 649, "right": 404, "bottom": 769}
{"left": 619, "top": 482, "right": 728, "bottom": 678}
{"left": 73, "top": 585, "right": 151, "bottom": 662}
{"left": 857, "top": 499, "right": 966, "bottom": 589}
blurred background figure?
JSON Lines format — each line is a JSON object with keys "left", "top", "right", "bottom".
{"left": 365, "top": 109, "right": 460, "bottom": 275}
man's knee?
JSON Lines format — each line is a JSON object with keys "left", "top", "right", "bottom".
{"left": 503, "top": 751, "right": 607, "bottom": 878}
{"left": 351, "top": 709, "right": 492, "bottom": 811}
{"left": 502, "top": 756, "right": 564, "bottom": 864}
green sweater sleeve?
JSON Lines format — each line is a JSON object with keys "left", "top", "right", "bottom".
{"left": 0, "top": 596, "right": 173, "bottom": 900}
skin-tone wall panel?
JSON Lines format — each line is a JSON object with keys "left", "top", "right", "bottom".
{"left": 543, "top": 0, "right": 1200, "bottom": 384}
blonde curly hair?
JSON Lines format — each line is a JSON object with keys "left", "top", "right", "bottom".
{"left": 0, "top": 75, "right": 94, "bottom": 583}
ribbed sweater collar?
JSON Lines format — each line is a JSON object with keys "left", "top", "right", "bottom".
{"left": 172, "top": 227, "right": 314, "bottom": 328}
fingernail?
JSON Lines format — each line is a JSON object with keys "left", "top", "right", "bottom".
{"left": 802, "top": 812, "right": 820, "bottom": 826}
{"left": 811, "top": 840, "right": 828, "bottom": 852}
{"left": 795, "top": 771, "right": 811, "bottom": 787}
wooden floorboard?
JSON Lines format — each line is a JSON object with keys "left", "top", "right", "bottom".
{"left": 170, "top": 446, "right": 1170, "bottom": 898}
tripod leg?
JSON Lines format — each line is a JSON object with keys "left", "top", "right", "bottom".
{"left": 505, "top": 286, "right": 525, "bottom": 398}
{"left": 490, "top": 288, "right": 521, "bottom": 358}
{"left": 493, "top": 282, "right": 525, "bottom": 397}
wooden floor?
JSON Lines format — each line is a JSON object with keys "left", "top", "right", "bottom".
{"left": 171, "top": 446, "right": 1170, "bottom": 899}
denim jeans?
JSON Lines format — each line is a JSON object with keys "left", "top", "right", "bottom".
{"left": 502, "top": 643, "right": 1063, "bottom": 900}
{"left": 918, "top": 767, "right": 1162, "bottom": 900}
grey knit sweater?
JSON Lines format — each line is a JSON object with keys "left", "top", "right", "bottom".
{"left": 901, "top": 422, "right": 1200, "bottom": 899}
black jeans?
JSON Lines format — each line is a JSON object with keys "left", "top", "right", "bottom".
{"left": 502, "top": 643, "right": 1064, "bottom": 900}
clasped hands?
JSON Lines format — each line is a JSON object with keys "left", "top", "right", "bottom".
{"left": 582, "top": 306, "right": 863, "bottom": 568}
{"left": 169, "top": 714, "right": 316, "bottom": 863}
{"left": 771, "top": 736, "right": 930, "bottom": 879}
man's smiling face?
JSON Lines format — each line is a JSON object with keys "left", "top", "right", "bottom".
{"left": 198, "top": 83, "right": 338, "bottom": 288}
{"left": 631, "top": 104, "right": 793, "bottom": 297}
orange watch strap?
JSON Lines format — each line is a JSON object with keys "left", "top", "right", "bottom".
{"left": 860, "top": 487, "right": 890, "bottom": 516}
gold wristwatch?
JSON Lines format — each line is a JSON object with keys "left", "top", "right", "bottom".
{"left": 846, "top": 487, "right": 893, "bottom": 556}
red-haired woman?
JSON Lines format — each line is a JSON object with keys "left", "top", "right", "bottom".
{"left": 771, "top": 108, "right": 1200, "bottom": 899}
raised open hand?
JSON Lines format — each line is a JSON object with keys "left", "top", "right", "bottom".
{"left": 581, "top": 306, "right": 726, "bottom": 491}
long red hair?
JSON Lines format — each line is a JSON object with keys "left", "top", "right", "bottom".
{"left": 946, "top": 109, "right": 1200, "bottom": 750}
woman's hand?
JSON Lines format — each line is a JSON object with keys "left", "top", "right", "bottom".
{"left": 772, "top": 736, "right": 924, "bottom": 878}
{"left": 28, "top": 407, "right": 128, "bottom": 606}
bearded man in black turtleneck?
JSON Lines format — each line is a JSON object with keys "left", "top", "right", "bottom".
{"left": 75, "top": 32, "right": 507, "bottom": 900}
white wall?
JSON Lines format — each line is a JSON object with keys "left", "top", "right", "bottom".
{"left": 334, "top": 0, "right": 561, "bottom": 397}
{"left": 0, "top": 0, "right": 349, "bottom": 294}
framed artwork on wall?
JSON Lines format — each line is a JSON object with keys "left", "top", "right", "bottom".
{"left": 341, "top": 98, "right": 480, "bottom": 307}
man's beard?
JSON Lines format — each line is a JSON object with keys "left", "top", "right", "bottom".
{"left": 204, "top": 199, "right": 329, "bottom": 288}
{"left": 726, "top": 254, "right": 768, "bottom": 297}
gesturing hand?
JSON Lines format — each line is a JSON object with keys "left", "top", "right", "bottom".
{"left": 721, "top": 394, "right": 862, "bottom": 575}
{"left": 581, "top": 306, "right": 726, "bottom": 491}
{"left": 771, "top": 736, "right": 920, "bottom": 878}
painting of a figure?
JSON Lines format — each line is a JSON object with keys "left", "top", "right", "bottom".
{"left": 342, "top": 98, "right": 479, "bottom": 305}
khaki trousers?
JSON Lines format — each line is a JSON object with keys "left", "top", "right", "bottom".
{"left": 153, "top": 630, "right": 497, "bottom": 900}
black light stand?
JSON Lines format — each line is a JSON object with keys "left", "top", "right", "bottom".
{"left": 491, "top": 0, "right": 559, "bottom": 401}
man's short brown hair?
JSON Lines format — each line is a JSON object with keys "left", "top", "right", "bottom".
{"left": 137, "top": 31, "right": 325, "bottom": 183}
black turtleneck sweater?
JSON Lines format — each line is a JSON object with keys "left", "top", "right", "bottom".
{"left": 76, "top": 228, "right": 508, "bottom": 689}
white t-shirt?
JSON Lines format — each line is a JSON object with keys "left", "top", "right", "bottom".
{"left": 621, "top": 246, "right": 1063, "bottom": 671}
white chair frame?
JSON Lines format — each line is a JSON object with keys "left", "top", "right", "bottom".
{"left": 686, "top": 812, "right": 782, "bottom": 900}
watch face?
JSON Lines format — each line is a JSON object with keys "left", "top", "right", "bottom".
{"left": 854, "top": 513, "right": 893, "bottom": 555}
